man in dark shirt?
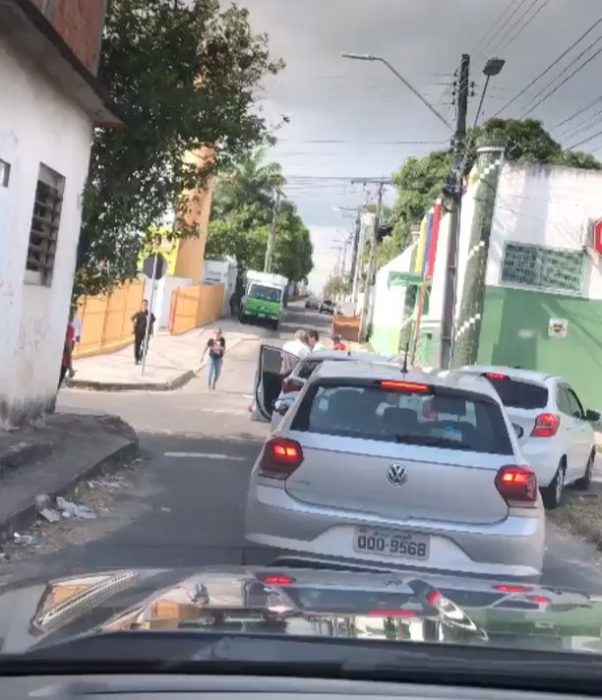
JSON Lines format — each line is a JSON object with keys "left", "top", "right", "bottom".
{"left": 131, "top": 300, "right": 156, "bottom": 365}
{"left": 202, "top": 328, "right": 226, "bottom": 390}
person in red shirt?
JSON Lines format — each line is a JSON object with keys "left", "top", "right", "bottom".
{"left": 332, "top": 334, "right": 348, "bottom": 352}
{"left": 59, "top": 322, "right": 75, "bottom": 388}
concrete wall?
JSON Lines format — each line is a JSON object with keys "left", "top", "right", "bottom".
{"left": 29, "top": 0, "right": 107, "bottom": 75}
{"left": 477, "top": 164, "right": 602, "bottom": 408}
{"left": 0, "top": 38, "right": 94, "bottom": 426}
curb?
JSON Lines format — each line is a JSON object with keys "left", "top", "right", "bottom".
{"left": 0, "top": 441, "right": 54, "bottom": 475}
{"left": 0, "top": 439, "right": 139, "bottom": 542}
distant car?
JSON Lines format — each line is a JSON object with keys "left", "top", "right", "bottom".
{"left": 250, "top": 348, "right": 396, "bottom": 426}
{"left": 319, "top": 299, "right": 336, "bottom": 314}
{"left": 460, "top": 366, "right": 598, "bottom": 509}
{"left": 245, "top": 361, "right": 545, "bottom": 579}
{"left": 305, "top": 296, "right": 320, "bottom": 310}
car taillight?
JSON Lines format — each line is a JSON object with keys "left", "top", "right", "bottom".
{"left": 484, "top": 372, "right": 508, "bottom": 382}
{"left": 262, "top": 574, "right": 295, "bottom": 585}
{"left": 380, "top": 380, "right": 430, "bottom": 393}
{"left": 282, "top": 378, "right": 304, "bottom": 393}
{"left": 529, "top": 595, "right": 551, "bottom": 605}
{"left": 495, "top": 584, "right": 531, "bottom": 594}
{"left": 531, "top": 413, "right": 560, "bottom": 438}
{"left": 495, "top": 465, "right": 537, "bottom": 507}
{"left": 259, "top": 438, "right": 303, "bottom": 480}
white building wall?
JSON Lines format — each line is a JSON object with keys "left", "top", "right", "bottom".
{"left": 487, "top": 163, "right": 602, "bottom": 299}
{"left": 0, "top": 39, "right": 94, "bottom": 426}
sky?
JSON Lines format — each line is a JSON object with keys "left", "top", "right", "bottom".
{"left": 232, "top": 0, "right": 602, "bottom": 292}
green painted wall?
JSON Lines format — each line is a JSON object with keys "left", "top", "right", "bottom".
{"left": 478, "top": 286, "right": 602, "bottom": 410}
{"left": 415, "top": 329, "right": 440, "bottom": 367}
{"left": 371, "top": 324, "right": 402, "bottom": 356}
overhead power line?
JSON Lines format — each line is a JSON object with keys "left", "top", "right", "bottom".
{"left": 501, "top": 0, "right": 551, "bottom": 49}
{"left": 567, "top": 126, "right": 602, "bottom": 150}
{"left": 492, "top": 0, "right": 549, "bottom": 52}
{"left": 494, "top": 17, "right": 602, "bottom": 117}
{"left": 554, "top": 92, "right": 602, "bottom": 129}
{"left": 472, "top": 0, "right": 523, "bottom": 56}
{"left": 519, "top": 43, "right": 602, "bottom": 118}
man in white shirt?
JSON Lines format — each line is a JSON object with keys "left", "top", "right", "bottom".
{"left": 281, "top": 329, "right": 310, "bottom": 374}
{"left": 308, "top": 329, "right": 326, "bottom": 352}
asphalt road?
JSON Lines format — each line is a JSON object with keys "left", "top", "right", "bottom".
{"left": 10, "top": 302, "right": 602, "bottom": 592}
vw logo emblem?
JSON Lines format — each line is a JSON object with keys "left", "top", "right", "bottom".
{"left": 387, "top": 463, "right": 408, "bottom": 485}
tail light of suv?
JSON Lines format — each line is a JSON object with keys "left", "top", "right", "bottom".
{"left": 259, "top": 438, "right": 303, "bottom": 480}
{"left": 531, "top": 413, "right": 560, "bottom": 438}
{"left": 495, "top": 465, "right": 537, "bottom": 507}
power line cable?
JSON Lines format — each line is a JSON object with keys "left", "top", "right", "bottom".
{"left": 500, "top": 0, "right": 551, "bottom": 50}
{"left": 472, "top": 0, "right": 523, "bottom": 56}
{"left": 519, "top": 42, "right": 602, "bottom": 118}
{"left": 566, "top": 127, "right": 602, "bottom": 150}
{"left": 491, "top": 0, "right": 548, "bottom": 52}
{"left": 553, "top": 92, "right": 602, "bottom": 129}
{"left": 494, "top": 17, "right": 602, "bottom": 117}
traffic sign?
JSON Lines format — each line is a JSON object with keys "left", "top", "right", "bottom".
{"left": 142, "top": 253, "right": 167, "bottom": 280}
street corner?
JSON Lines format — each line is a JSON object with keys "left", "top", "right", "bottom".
{"left": 0, "top": 412, "right": 140, "bottom": 545}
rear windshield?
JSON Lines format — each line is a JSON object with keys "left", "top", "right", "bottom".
{"left": 249, "top": 284, "right": 281, "bottom": 302}
{"left": 485, "top": 377, "right": 548, "bottom": 409}
{"left": 291, "top": 383, "right": 513, "bottom": 455}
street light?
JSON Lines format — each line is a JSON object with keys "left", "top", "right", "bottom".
{"left": 473, "top": 57, "right": 505, "bottom": 128}
{"left": 341, "top": 52, "right": 452, "bottom": 130}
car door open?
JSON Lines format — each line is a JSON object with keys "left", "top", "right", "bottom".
{"left": 255, "top": 345, "right": 302, "bottom": 420}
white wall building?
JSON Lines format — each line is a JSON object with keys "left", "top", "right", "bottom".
{"left": 0, "top": 1, "right": 121, "bottom": 427}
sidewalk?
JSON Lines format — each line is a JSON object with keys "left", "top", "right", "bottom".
{"left": 68, "top": 319, "right": 257, "bottom": 391}
{"left": 0, "top": 413, "right": 137, "bottom": 538}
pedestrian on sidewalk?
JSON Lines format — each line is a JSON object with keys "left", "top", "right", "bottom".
{"left": 308, "top": 329, "right": 326, "bottom": 352}
{"left": 132, "top": 300, "right": 156, "bottom": 365}
{"left": 203, "top": 328, "right": 226, "bottom": 390}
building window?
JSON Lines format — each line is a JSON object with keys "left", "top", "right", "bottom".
{"left": 25, "top": 164, "right": 64, "bottom": 287}
{"left": 501, "top": 242, "right": 584, "bottom": 295}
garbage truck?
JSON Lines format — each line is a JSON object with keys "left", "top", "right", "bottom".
{"left": 239, "top": 271, "right": 288, "bottom": 330}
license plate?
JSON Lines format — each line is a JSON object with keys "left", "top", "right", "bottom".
{"left": 353, "top": 527, "right": 430, "bottom": 560}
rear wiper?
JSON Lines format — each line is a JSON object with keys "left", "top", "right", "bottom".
{"left": 394, "top": 434, "right": 472, "bottom": 450}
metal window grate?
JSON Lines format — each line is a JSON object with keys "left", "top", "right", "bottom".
{"left": 26, "top": 165, "right": 64, "bottom": 286}
{"left": 501, "top": 242, "right": 584, "bottom": 295}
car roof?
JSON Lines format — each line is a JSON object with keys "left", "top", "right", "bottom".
{"left": 460, "top": 364, "right": 564, "bottom": 385}
{"left": 311, "top": 361, "right": 501, "bottom": 400}
{"left": 304, "top": 350, "right": 394, "bottom": 363}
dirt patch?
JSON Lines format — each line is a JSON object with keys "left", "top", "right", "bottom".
{"left": 549, "top": 489, "right": 602, "bottom": 549}
{"left": 332, "top": 315, "right": 360, "bottom": 343}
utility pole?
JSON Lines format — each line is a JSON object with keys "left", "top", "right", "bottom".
{"left": 359, "top": 182, "right": 385, "bottom": 342}
{"left": 440, "top": 53, "right": 470, "bottom": 370}
{"left": 264, "top": 189, "right": 281, "bottom": 273}
{"left": 349, "top": 207, "right": 362, "bottom": 298}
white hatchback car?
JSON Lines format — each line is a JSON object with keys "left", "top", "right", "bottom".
{"left": 460, "top": 366, "right": 598, "bottom": 508}
{"left": 245, "top": 360, "right": 546, "bottom": 579}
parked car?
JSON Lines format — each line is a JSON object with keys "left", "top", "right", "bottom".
{"left": 304, "top": 296, "right": 320, "bottom": 310}
{"left": 319, "top": 299, "right": 336, "bottom": 314}
{"left": 460, "top": 366, "right": 598, "bottom": 509}
{"left": 245, "top": 360, "right": 545, "bottom": 579}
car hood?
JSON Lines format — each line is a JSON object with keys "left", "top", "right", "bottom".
{"left": 0, "top": 566, "right": 600, "bottom": 655}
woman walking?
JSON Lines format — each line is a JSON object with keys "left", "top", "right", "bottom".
{"left": 203, "top": 328, "right": 226, "bottom": 390}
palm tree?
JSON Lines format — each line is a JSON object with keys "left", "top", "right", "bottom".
{"left": 212, "top": 148, "right": 286, "bottom": 218}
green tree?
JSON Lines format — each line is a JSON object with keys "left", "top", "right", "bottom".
{"left": 206, "top": 150, "right": 313, "bottom": 281}
{"left": 381, "top": 118, "right": 602, "bottom": 270}
{"left": 77, "top": 0, "right": 283, "bottom": 295}
{"left": 211, "top": 147, "right": 286, "bottom": 218}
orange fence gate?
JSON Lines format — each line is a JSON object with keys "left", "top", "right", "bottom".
{"left": 168, "top": 284, "right": 224, "bottom": 335}
{"left": 73, "top": 281, "right": 145, "bottom": 359}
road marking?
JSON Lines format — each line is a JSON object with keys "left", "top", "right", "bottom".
{"left": 164, "top": 452, "right": 246, "bottom": 461}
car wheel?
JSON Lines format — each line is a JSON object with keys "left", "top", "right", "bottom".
{"left": 541, "top": 461, "right": 566, "bottom": 509}
{"left": 575, "top": 451, "right": 595, "bottom": 490}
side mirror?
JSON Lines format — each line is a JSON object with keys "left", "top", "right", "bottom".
{"left": 512, "top": 423, "right": 524, "bottom": 439}
{"left": 273, "top": 399, "right": 291, "bottom": 417}
{"left": 586, "top": 409, "right": 601, "bottom": 423}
